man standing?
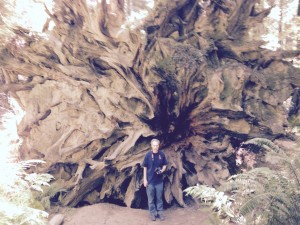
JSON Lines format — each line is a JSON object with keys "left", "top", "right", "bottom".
{"left": 142, "top": 139, "right": 168, "bottom": 221}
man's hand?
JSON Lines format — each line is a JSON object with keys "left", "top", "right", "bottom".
{"left": 144, "top": 180, "right": 148, "bottom": 187}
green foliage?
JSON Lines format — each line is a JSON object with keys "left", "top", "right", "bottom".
{"left": 243, "top": 138, "right": 283, "bottom": 153}
{"left": 155, "top": 44, "right": 204, "bottom": 77}
{"left": 229, "top": 157, "right": 300, "bottom": 225}
{"left": 34, "top": 182, "right": 68, "bottom": 211}
{"left": 235, "top": 138, "right": 300, "bottom": 224}
{"left": 172, "top": 45, "right": 204, "bottom": 69}
{"left": 155, "top": 57, "right": 176, "bottom": 76}
{"left": 184, "top": 184, "right": 235, "bottom": 220}
{"left": 185, "top": 138, "right": 300, "bottom": 225}
{"left": 0, "top": 160, "right": 54, "bottom": 225}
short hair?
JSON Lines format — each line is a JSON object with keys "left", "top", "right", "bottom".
{"left": 151, "top": 139, "right": 160, "bottom": 145}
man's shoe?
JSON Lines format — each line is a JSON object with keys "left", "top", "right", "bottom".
{"left": 158, "top": 213, "right": 165, "bottom": 221}
{"left": 150, "top": 214, "right": 156, "bottom": 221}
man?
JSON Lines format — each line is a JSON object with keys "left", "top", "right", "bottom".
{"left": 142, "top": 139, "right": 168, "bottom": 221}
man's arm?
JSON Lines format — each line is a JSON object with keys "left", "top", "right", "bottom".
{"left": 161, "top": 152, "right": 168, "bottom": 173}
{"left": 161, "top": 165, "right": 167, "bottom": 173}
{"left": 143, "top": 167, "right": 148, "bottom": 187}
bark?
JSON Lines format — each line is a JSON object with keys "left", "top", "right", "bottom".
{"left": 0, "top": 0, "right": 299, "bottom": 208}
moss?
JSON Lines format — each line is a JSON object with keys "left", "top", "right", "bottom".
{"left": 155, "top": 56, "right": 176, "bottom": 76}
{"left": 155, "top": 44, "right": 204, "bottom": 77}
{"left": 172, "top": 44, "right": 204, "bottom": 69}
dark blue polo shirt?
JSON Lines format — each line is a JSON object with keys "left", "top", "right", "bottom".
{"left": 142, "top": 150, "right": 168, "bottom": 184}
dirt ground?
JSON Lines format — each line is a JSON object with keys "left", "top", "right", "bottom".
{"left": 49, "top": 202, "right": 215, "bottom": 225}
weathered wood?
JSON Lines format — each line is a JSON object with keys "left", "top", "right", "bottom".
{"left": 0, "top": 0, "right": 299, "bottom": 209}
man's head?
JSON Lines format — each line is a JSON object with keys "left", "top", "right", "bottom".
{"left": 151, "top": 139, "right": 160, "bottom": 153}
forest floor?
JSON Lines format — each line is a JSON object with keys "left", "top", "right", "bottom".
{"left": 48, "top": 202, "right": 216, "bottom": 225}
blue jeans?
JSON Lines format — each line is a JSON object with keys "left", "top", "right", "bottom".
{"left": 146, "top": 182, "right": 164, "bottom": 216}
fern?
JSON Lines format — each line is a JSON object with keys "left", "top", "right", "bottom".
{"left": 34, "top": 181, "right": 68, "bottom": 210}
{"left": 242, "top": 138, "right": 283, "bottom": 153}
{"left": 186, "top": 138, "right": 300, "bottom": 225}
{"left": 239, "top": 192, "right": 274, "bottom": 216}
{"left": 0, "top": 160, "right": 54, "bottom": 225}
{"left": 231, "top": 156, "right": 300, "bottom": 224}
{"left": 184, "top": 184, "right": 235, "bottom": 219}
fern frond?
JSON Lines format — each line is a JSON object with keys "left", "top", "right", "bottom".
{"left": 184, "top": 185, "right": 235, "bottom": 219}
{"left": 186, "top": 138, "right": 300, "bottom": 224}
{"left": 279, "top": 158, "right": 300, "bottom": 186}
{"left": 269, "top": 196, "right": 291, "bottom": 219}
{"left": 19, "top": 160, "right": 45, "bottom": 169}
{"left": 243, "top": 138, "right": 283, "bottom": 153}
{"left": 223, "top": 168, "right": 277, "bottom": 194}
{"left": 0, "top": 160, "right": 53, "bottom": 225}
{"left": 239, "top": 192, "right": 275, "bottom": 216}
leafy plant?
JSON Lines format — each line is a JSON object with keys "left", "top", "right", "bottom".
{"left": 34, "top": 181, "right": 68, "bottom": 211}
{"left": 0, "top": 160, "right": 54, "bottom": 225}
{"left": 185, "top": 138, "right": 300, "bottom": 225}
{"left": 184, "top": 184, "right": 235, "bottom": 220}
{"left": 242, "top": 138, "right": 283, "bottom": 153}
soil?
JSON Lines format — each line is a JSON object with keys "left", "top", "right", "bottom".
{"left": 49, "top": 202, "right": 215, "bottom": 225}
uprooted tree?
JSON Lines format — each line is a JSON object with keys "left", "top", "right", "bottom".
{"left": 0, "top": 0, "right": 299, "bottom": 208}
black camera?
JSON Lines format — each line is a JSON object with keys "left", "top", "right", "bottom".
{"left": 155, "top": 167, "right": 162, "bottom": 175}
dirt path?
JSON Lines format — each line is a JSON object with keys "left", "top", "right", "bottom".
{"left": 49, "top": 203, "right": 214, "bottom": 225}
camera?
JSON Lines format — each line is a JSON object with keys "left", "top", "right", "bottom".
{"left": 155, "top": 167, "right": 162, "bottom": 175}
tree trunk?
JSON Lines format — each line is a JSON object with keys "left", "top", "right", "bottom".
{"left": 0, "top": 0, "right": 299, "bottom": 208}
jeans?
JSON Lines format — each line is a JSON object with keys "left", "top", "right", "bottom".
{"left": 146, "top": 182, "right": 164, "bottom": 216}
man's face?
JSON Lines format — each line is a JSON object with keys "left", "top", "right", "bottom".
{"left": 151, "top": 141, "right": 159, "bottom": 153}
